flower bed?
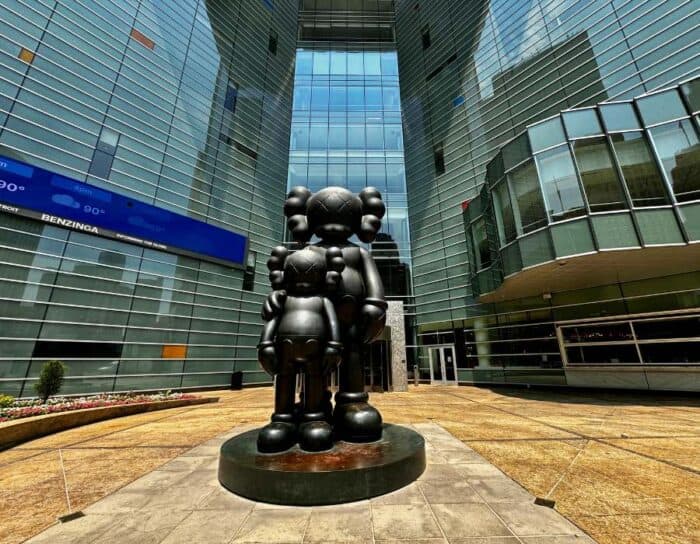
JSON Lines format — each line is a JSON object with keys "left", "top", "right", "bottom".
{"left": 0, "top": 392, "right": 197, "bottom": 422}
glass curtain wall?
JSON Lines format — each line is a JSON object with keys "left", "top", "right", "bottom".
{"left": 288, "top": 46, "right": 412, "bottom": 302}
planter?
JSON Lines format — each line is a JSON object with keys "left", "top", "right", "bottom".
{"left": 0, "top": 396, "right": 218, "bottom": 450}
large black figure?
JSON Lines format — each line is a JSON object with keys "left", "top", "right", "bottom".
{"left": 259, "top": 186, "right": 388, "bottom": 450}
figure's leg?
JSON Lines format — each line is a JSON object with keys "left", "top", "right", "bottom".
{"left": 257, "top": 344, "right": 297, "bottom": 453}
{"left": 298, "top": 368, "right": 333, "bottom": 451}
{"left": 334, "top": 344, "right": 383, "bottom": 442}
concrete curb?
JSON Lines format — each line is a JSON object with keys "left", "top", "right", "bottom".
{"left": 0, "top": 396, "right": 219, "bottom": 450}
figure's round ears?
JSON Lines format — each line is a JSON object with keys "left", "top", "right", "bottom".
{"left": 325, "top": 246, "right": 345, "bottom": 291}
{"left": 358, "top": 187, "right": 385, "bottom": 243}
{"left": 267, "top": 245, "right": 288, "bottom": 289}
{"left": 284, "top": 186, "right": 312, "bottom": 243}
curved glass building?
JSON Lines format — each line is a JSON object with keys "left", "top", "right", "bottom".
{"left": 0, "top": 0, "right": 698, "bottom": 396}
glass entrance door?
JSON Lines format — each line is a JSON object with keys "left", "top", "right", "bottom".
{"left": 429, "top": 345, "right": 457, "bottom": 385}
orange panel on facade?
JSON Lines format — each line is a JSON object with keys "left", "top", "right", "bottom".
{"left": 130, "top": 28, "right": 155, "bottom": 50}
{"left": 162, "top": 345, "right": 187, "bottom": 359}
{"left": 18, "top": 47, "right": 35, "bottom": 63}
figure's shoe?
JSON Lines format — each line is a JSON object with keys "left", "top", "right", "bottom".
{"left": 257, "top": 416, "right": 296, "bottom": 453}
{"left": 299, "top": 420, "right": 333, "bottom": 452}
{"left": 333, "top": 392, "right": 383, "bottom": 442}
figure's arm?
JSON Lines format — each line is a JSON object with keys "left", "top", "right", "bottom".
{"left": 259, "top": 315, "right": 280, "bottom": 345}
{"left": 360, "top": 248, "right": 388, "bottom": 343}
{"left": 322, "top": 297, "right": 342, "bottom": 373}
{"left": 323, "top": 297, "right": 342, "bottom": 346}
{"left": 360, "top": 247, "right": 387, "bottom": 310}
{"left": 258, "top": 306, "right": 282, "bottom": 376}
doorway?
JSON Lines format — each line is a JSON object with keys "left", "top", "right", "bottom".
{"left": 365, "top": 339, "right": 391, "bottom": 392}
{"left": 428, "top": 345, "right": 458, "bottom": 385}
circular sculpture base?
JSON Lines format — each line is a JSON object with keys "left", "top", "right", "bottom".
{"left": 218, "top": 424, "right": 425, "bottom": 506}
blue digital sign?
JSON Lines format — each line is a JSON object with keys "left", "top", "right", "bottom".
{"left": 0, "top": 155, "right": 248, "bottom": 268}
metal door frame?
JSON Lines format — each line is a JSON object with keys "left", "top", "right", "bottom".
{"left": 428, "top": 344, "right": 458, "bottom": 385}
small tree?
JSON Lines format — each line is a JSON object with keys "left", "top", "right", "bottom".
{"left": 34, "top": 360, "right": 65, "bottom": 403}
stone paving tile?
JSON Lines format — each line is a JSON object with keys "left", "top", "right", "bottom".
{"left": 18, "top": 514, "right": 117, "bottom": 544}
{"left": 469, "top": 477, "right": 534, "bottom": 503}
{"left": 491, "top": 502, "right": 586, "bottom": 537}
{"left": 160, "top": 510, "right": 250, "bottom": 544}
{"left": 371, "top": 503, "right": 443, "bottom": 540}
{"left": 520, "top": 537, "right": 598, "bottom": 544}
{"left": 430, "top": 502, "right": 514, "bottom": 539}
{"left": 304, "top": 505, "right": 372, "bottom": 543}
{"left": 91, "top": 510, "right": 191, "bottom": 544}
{"left": 375, "top": 540, "right": 447, "bottom": 544}
{"left": 417, "top": 479, "right": 482, "bottom": 503}
{"left": 232, "top": 509, "right": 310, "bottom": 543}
{"left": 453, "top": 461, "right": 511, "bottom": 480}
{"left": 370, "top": 481, "right": 426, "bottom": 505}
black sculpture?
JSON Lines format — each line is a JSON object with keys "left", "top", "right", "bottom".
{"left": 256, "top": 246, "right": 344, "bottom": 452}
{"left": 219, "top": 186, "right": 426, "bottom": 504}
{"left": 258, "top": 186, "right": 388, "bottom": 451}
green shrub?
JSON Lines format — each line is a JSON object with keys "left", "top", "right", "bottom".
{"left": 0, "top": 394, "right": 14, "bottom": 408}
{"left": 34, "top": 360, "right": 66, "bottom": 403}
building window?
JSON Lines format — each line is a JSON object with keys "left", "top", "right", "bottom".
{"left": 421, "top": 25, "right": 431, "bottom": 49}
{"left": 610, "top": 132, "right": 669, "bottom": 207}
{"left": 647, "top": 119, "right": 700, "bottom": 203}
{"left": 224, "top": 81, "right": 238, "bottom": 113}
{"left": 493, "top": 181, "right": 517, "bottom": 245}
{"left": 243, "top": 251, "right": 256, "bottom": 291}
{"left": 470, "top": 218, "right": 491, "bottom": 271}
{"left": 434, "top": 144, "right": 445, "bottom": 175}
{"left": 268, "top": 30, "right": 278, "bottom": 55}
{"left": 535, "top": 145, "right": 586, "bottom": 221}
{"left": 508, "top": 160, "right": 547, "bottom": 234}
{"left": 572, "top": 137, "right": 627, "bottom": 212}
{"left": 89, "top": 128, "right": 120, "bottom": 179}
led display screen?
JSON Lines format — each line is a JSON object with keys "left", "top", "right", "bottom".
{"left": 0, "top": 154, "right": 248, "bottom": 268}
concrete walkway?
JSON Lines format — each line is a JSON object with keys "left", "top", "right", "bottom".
{"left": 25, "top": 423, "right": 594, "bottom": 544}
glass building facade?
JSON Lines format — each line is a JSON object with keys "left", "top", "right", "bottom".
{"left": 396, "top": 0, "right": 700, "bottom": 390}
{"left": 0, "top": 0, "right": 699, "bottom": 396}
{"left": 288, "top": 47, "right": 412, "bottom": 299}
{"left": 0, "top": 0, "right": 298, "bottom": 396}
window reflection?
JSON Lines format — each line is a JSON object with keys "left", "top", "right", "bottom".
{"left": 648, "top": 119, "right": 700, "bottom": 202}
{"left": 572, "top": 137, "right": 627, "bottom": 212}
{"left": 610, "top": 132, "right": 669, "bottom": 207}
{"left": 493, "top": 181, "right": 517, "bottom": 245}
{"left": 288, "top": 47, "right": 409, "bottom": 261}
{"left": 471, "top": 218, "right": 491, "bottom": 271}
{"left": 508, "top": 160, "right": 548, "bottom": 234}
{"left": 536, "top": 145, "right": 586, "bottom": 221}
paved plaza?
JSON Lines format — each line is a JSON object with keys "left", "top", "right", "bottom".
{"left": 24, "top": 423, "right": 593, "bottom": 544}
{"left": 1, "top": 386, "right": 698, "bottom": 544}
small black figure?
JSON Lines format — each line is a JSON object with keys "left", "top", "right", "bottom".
{"left": 264, "top": 186, "right": 388, "bottom": 443}
{"left": 257, "top": 246, "right": 344, "bottom": 453}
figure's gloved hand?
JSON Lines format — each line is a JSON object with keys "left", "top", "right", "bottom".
{"left": 262, "top": 290, "right": 286, "bottom": 321}
{"left": 361, "top": 303, "right": 386, "bottom": 343}
{"left": 323, "top": 342, "right": 343, "bottom": 374}
{"left": 257, "top": 342, "right": 278, "bottom": 375}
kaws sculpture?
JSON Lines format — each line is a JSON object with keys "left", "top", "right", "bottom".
{"left": 256, "top": 246, "right": 344, "bottom": 453}
{"left": 219, "top": 186, "right": 426, "bottom": 504}
{"left": 260, "top": 186, "right": 388, "bottom": 447}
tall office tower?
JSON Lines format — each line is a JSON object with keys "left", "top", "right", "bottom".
{"left": 396, "top": 0, "right": 700, "bottom": 390}
{"left": 289, "top": 0, "right": 413, "bottom": 391}
{"left": 0, "top": 1, "right": 298, "bottom": 396}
